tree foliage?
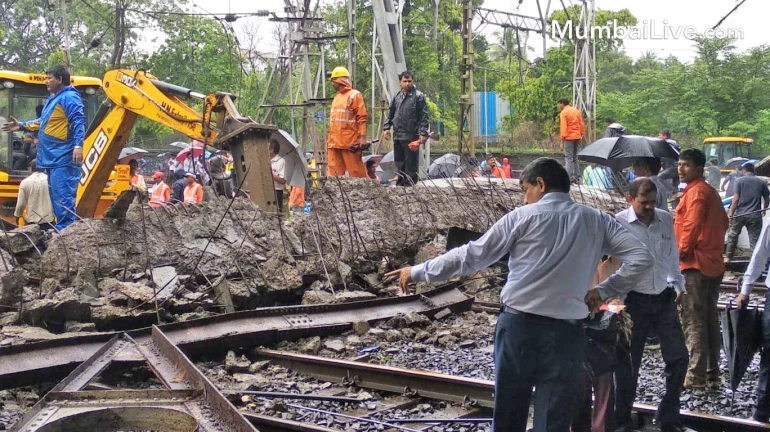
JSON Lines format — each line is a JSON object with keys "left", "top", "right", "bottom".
{"left": 1, "top": 0, "right": 768, "bottom": 155}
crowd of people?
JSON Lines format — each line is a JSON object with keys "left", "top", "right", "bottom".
{"left": 387, "top": 144, "right": 770, "bottom": 432}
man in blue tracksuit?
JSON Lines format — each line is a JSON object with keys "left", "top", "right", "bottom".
{"left": 2, "top": 65, "right": 85, "bottom": 230}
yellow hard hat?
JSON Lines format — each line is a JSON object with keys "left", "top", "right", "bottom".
{"left": 330, "top": 66, "right": 350, "bottom": 79}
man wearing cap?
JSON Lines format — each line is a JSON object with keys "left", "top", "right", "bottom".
{"left": 327, "top": 66, "right": 368, "bottom": 178}
{"left": 149, "top": 172, "right": 170, "bottom": 208}
{"left": 183, "top": 172, "right": 203, "bottom": 204}
{"left": 383, "top": 71, "right": 429, "bottom": 186}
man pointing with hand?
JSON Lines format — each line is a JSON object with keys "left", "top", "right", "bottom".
{"left": 2, "top": 65, "right": 86, "bottom": 230}
{"left": 386, "top": 157, "right": 651, "bottom": 432}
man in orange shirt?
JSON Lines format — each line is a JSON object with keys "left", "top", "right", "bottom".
{"left": 488, "top": 156, "right": 506, "bottom": 178}
{"left": 183, "top": 172, "right": 203, "bottom": 204}
{"left": 558, "top": 98, "right": 585, "bottom": 183}
{"left": 674, "top": 149, "right": 729, "bottom": 389}
{"left": 327, "top": 66, "right": 368, "bottom": 178}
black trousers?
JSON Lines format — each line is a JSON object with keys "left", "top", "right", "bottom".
{"left": 753, "top": 289, "right": 770, "bottom": 421}
{"left": 274, "top": 189, "right": 284, "bottom": 212}
{"left": 614, "top": 289, "right": 688, "bottom": 429}
{"left": 393, "top": 138, "right": 419, "bottom": 186}
{"left": 493, "top": 309, "right": 585, "bottom": 432}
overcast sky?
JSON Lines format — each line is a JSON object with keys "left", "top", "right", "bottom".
{"left": 184, "top": 0, "right": 763, "bottom": 62}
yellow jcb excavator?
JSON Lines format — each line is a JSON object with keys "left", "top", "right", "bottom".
{"left": 76, "top": 69, "right": 276, "bottom": 218}
{"left": 2, "top": 69, "right": 278, "bottom": 225}
{"left": 0, "top": 70, "right": 126, "bottom": 224}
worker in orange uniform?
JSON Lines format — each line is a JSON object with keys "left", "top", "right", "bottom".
{"left": 149, "top": 171, "right": 170, "bottom": 207}
{"left": 327, "top": 66, "right": 368, "bottom": 177}
{"left": 128, "top": 159, "right": 146, "bottom": 192}
{"left": 183, "top": 172, "right": 203, "bottom": 204}
{"left": 558, "top": 98, "right": 585, "bottom": 183}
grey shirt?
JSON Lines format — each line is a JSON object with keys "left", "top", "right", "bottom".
{"left": 724, "top": 171, "right": 742, "bottom": 197}
{"left": 733, "top": 174, "right": 769, "bottom": 216}
{"left": 705, "top": 166, "right": 721, "bottom": 189}
{"left": 411, "top": 192, "right": 653, "bottom": 320}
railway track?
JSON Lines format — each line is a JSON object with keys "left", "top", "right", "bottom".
{"left": 249, "top": 350, "right": 770, "bottom": 432}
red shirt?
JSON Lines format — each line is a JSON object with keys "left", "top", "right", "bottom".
{"left": 674, "top": 177, "right": 729, "bottom": 277}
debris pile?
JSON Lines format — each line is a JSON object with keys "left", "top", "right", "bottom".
{"left": 0, "top": 178, "right": 624, "bottom": 337}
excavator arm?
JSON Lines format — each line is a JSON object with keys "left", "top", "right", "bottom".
{"left": 76, "top": 69, "right": 277, "bottom": 217}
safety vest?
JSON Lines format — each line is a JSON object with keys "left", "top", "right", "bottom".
{"left": 149, "top": 182, "right": 170, "bottom": 207}
{"left": 184, "top": 183, "right": 203, "bottom": 204}
{"left": 131, "top": 174, "right": 144, "bottom": 187}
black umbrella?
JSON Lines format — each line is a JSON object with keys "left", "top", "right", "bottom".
{"left": 578, "top": 135, "right": 680, "bottom": 169}
{"left": 721, "top": 304, "right": 762, "bottom": 406}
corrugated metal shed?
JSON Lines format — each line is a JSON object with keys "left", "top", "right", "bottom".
{"left": 473, "top": 91, "right": 512, "bottom": 139}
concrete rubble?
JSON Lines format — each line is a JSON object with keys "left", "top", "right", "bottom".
{"left": 0, "top": 178, "right": 624, "bottom": 341}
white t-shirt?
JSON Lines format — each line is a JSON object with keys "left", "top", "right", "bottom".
{"left": 271, "top": 155, "right": 285, "bottom": 191}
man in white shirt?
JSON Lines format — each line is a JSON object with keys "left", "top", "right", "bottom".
{"left": 613, "top": 178, "right": 689, "bottom": 432}
{"left": 632, "top": 158, "right": 671, "bottom": 211}
{"left": 269, "top": 140, "right": 286, "bottom": 211}
{"left": 386, "top": 157, "right": 652, "bottom": 432}
{"left": 14, "top": 159, "right": 55, "bottom": 230}
{"left": 737, "top": 224, "right": 770, "bottom": 423}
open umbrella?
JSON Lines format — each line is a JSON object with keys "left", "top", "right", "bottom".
{"left": 721, "top": 304, "right": 762, "bottom": 406}
{"left": 169, "top": 141, "right": 190, "bottom": 149}
{"left": 363, "top": 154, "right": 383, "bottom": 165}
{"left": 269, "top": 129, "right": 309, "bottom": 188}
{"left": 380, "top": 151, "right": 395, "bottom": 166}
{"left": 725, "top": 157, "right": 749, "bottom": 170}
{"left": 176, "top": 146, "right": 205, "bottom": 162}
{"left": 429, "top": 153, "right": 464, "bottom": 178}
{"left": 117, "top": 147, "right": 147, "bottom": 164}
{"left": 578, "top": 135, "right": 680, "bottom": 170}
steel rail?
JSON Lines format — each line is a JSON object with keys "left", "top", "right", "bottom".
{"left": 259, "top": 350, "right": 770, "bottom": 432}
{"left": 0, "top": 285, "right": 472, "bottom": 389}
{"left": 245, "top": 413, "right": 342, "bottom": 432}
{"left": 257, "top": 349, "right": 496, "bottom": 408}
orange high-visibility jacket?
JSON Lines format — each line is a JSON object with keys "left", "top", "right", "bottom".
{"left": 328, "top": 88, "right": 368, "bottom": 149}
{"left": 183, "top": 183, "right": 203, "bottom": 204}
{"left": 560, "top": 105, "right": 585, "bottom": 140}
{"left": 149, "top": 182, "right": 170, "bottom": 207}
{"left": 288, "top": 186, "right": 305, "bottom": 209}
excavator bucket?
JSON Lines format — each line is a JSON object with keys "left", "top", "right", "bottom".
{"left": 215, "top": 115, "right": 278, "bottom": 214}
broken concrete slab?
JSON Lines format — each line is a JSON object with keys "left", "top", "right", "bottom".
{"left": 323, "top": 339, "right": 345, "bottom": 353}
{"left": 301, "top": 289, "right": 335, "bottom": 305}
{"left": 150, "top": 266, "right": 179, "bottom": 291}
{"left": 225, "top": 350, "right": 252, "bottom": 374}
{"left": 0, "top": 268, "right": 27, "bottom": 306}
{"left": 352, "top": 321, "right": 370, "bottom": 335}
{"left": 335, "top": 291, "right": 377, "bottom": 303}
{"left": 74, "top": 268, "right": 99, "bottom": 298}
{"left": 0, "top": 225, "right": 43, "bottom": 255}
{"left": 300, "top": 336, "right": 321, "bottom": 355}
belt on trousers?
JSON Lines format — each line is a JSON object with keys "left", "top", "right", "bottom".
{"left": 501, "top": 305, "right": 580, "bottom": 325}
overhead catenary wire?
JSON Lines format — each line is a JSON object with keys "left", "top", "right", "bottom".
{"left": 712, "top": 0, "right": 748, "bottom": 30}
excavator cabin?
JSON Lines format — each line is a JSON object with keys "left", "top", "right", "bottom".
{"left": 0, "top": 71, "right": 105, "bottom": 225}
